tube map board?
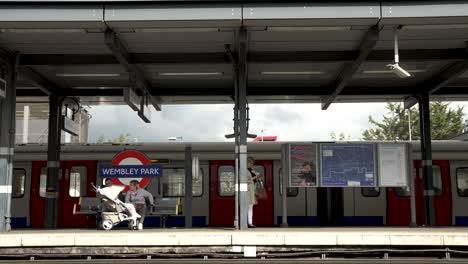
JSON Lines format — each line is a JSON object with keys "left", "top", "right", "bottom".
{"left": 320, "top": 143, "right": 376, "bottom": 187}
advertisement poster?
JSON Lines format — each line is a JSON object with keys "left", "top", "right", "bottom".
{"left": 289, "top": 143, "right": 318, "bottom": 187}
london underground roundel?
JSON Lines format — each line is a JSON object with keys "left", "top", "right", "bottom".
{"left": 110, "top": 150, "right": 152, "bottom": 191}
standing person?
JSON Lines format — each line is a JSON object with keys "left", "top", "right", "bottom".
{"left": 247, "top": 156, "right": 261, "bottom": 228}
{"left": 125, "top": 180, "right": 154, "bottom": 227}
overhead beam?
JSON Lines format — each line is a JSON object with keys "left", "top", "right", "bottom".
{"left": 104, "top": 29, "right": 162, "bottom": 111}
{"left": 15, "top": 86, "right": 468, "bottom": 98}
{"left": 18, "top": 49, "right": 468, "bottom": 66}
{"left": 321, "top": 26, "right": 380, "bottom": 110}
{"left": 404, "top": 57, "right": 468, "bottom": 109}
{"left": 19, "top": 67, "right": 61, "bottom": 96}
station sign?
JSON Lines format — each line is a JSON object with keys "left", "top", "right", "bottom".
{"left": 99, "top": 150, "right": 162, "bottom": 191}
{"left": 62, "top": 115, "right": 79, "bottom": 136}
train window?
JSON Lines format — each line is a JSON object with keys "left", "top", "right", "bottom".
{"left": 162, "top": 168, "right": 203, "bottom": 197}
{"left": 69, "top": 166, "right": 87, "bottom": 197}
{"left": 456, "top": 168, "right": 468, "bottom": 197}
{"left": 361, "top": 187, "right": 380, "bottom": 197}
{"left": 279, "top": 169, "right": 299, "bottom": 197}
{"left": 12, "top": 169, "right": 26, "bottom": 198}
{"left": 432, "top": 165, "right": 442, "bottom": 196}
{"left": 218, "top": 165, "right": 266, "bottom": 197}
{"left": 218, "top": 166, "right": 235, "bottom": 197}
{"left": 40, "top": 167, "right": 47, "bottom": 197}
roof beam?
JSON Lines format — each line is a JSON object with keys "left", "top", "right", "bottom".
{"left": 321, "top": 26, "right": 380, "bottom": 110}
{"left": 104, "top": 29, "right": 162, "bottom": 111}
{"left": 19, "top": 66, "right": 62, "bottom": 96}
{"left": 18, "top": 49, "right": 468, "bottom": 66}
{"left": 16, "top": 85, "right": 468, "bottom": 98}
{"left": 404, "top": 48, "right": 468, "bottom": 109}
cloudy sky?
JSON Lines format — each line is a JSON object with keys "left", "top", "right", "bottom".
{"left": 86, "top": 102, "right": 468, "bottom": 143}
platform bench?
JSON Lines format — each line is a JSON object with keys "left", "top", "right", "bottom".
{"left": 148, "top": 197, "right": 183, "bottom": 228}
{"left": 73, "top": 197, "right": 182, "bottom": 228}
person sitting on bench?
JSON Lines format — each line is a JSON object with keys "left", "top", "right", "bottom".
{"left": 125, "top": 180, "right": 154, "bottom": 225}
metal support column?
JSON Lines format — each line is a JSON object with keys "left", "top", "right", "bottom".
{"left": 281, "top": 144, "right": 289, "bottom": 227}
{"left": 0, "top": 53, "right": 17, "bottom": 232}
{"left": 45, "top": 94, "right": 62, "bottom": 228}
{"left": 233, "top": 68, "right": 240, "bottom": 230}
{"left": 184, "top": 145, "right": 193, "bottom": 228}
{"left": 238, "top": 27, "right": 249, "bottom": 230}
{"left": 418, "top": 93, "right": 435, "bottom": 226}
{"left": 409, "top": 145, "right": 418, "bottom": 227}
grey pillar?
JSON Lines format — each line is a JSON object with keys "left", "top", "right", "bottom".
{"left": 234, "top": 68, "right": 240, "bottom": 230}
{"left": 184, "top": 145, "right": 193, "bottom": 228}
{"left": 45, "top": 94, "right": 62, "bottom": 228}
{"left": 281, "top": 144, "right": 289, "bottom": 227}
{"left": 409, "top": 145, "right": 418, "bottom": 227}
{"left": 238, "top": 27, "right": 249, "bottom": 230}
{"left": 418, "top": 93, "right": 434, "bottom": 226}
{"left": 0, "top": 55, "right": 17, "bottom": 232}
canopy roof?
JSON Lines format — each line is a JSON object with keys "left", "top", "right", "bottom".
{"left": 0, "top": 0, "right": 467, "bottom": 108}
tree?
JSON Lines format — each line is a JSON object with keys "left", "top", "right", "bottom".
{"left": 96, "top": 133, "right": 131, "bottom": 144}
{"left": 362, "top": 102, "right": 465, "bottom": 141}
{"left": 330, "top": 131, "right": 352, "bottom": 141}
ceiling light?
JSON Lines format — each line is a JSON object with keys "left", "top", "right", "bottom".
{"left": 260, "top": 71, "right": 324, "bottom": 75}
{"left": 402, "top": 24, "right": 468, "bottom": 30}
{"left": 267, "top": 26, "right": 350, "bottom": 32}
{"left": 56, "top": 73, "right": 121, "bottom": 77}
{"left": 158, "top": 72, "right": 224, "bottom": 76}
{"left": 363, "top": 69, "right": 425, "bottom": 74}
{"left": 134, "top": 28, "right": 220, "bottom": 33}
{"left": 0, "top": 29, "right": 86, "bottom": 33}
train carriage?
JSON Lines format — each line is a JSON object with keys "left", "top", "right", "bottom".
{"left": 9, "top": 141, "right": 468, "bottom": 228}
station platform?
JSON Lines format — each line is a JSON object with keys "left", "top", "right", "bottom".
{"left": 1, "top": 227, "right": 468, "bottom": 247}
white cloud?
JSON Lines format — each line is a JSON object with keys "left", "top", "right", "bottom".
{"left": 87, "top": 102, "right": 468, "bottom": 142}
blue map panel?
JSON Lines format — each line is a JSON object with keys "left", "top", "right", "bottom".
{"left": 321, "top": 144, "right": 375, "bottom": 187}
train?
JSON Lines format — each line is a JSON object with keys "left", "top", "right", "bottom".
{"left": 9, "top": 140, "right": 468, "bottom": 228}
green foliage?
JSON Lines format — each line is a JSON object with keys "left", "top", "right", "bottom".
{"left": 330, "top": 131, "right": 352, "bottom": 141}
{"left": 96, "top": 133, "right": 131, "bottom": 144}
{"left": 362, "top": 102, "right": 465, "bottom": 141}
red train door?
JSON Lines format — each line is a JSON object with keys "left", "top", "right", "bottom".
{"left": 210, "top": 160, "right": 274, "bottom": 227}
{"left": 30, "top": 160, "right": 97, "bottom": 228}
{"left": 387, "top": 160, "right": 452, "bottom": 226}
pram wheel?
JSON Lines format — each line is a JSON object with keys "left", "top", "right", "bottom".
{"left": 101, "top": 219, "right": 113, "bottom": 230}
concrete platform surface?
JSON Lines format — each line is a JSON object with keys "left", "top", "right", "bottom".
{"left": 1, "top": 227, "right": 468, "bottom": 248}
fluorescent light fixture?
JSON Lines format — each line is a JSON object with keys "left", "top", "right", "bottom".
{"left": 0, "top": 28, "right": 86, "bottom": 33}
{"left": 56, "top": 73, "right": 121, "bottom": 77}
{"left": 261, "top": 71, "right": 324, "bottom": 75}
{"left": 267, "top": 26, "right": 350, "bottom": 32}
{"left": 134, "top": 28, "right": 220, "bottom": 33}
{"left": 402, "top": 24, "right": 468, "bottom": 30}
{"left": 363, "top": 69, "right": 425, "bottom": 74}
{"left": 158, "top": 72, "right": 224, "bottom": 76}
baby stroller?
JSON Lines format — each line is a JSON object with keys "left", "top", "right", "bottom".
{"left": 93, "top": 184, "right": 143, "bottom": 230}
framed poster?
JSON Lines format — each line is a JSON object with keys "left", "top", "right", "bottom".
{"left": 321, "top": 143, "right": 376, "bottom": 187}
{"left": 289, "top": 143, "right": 318, "bottom": 187}
{"left": 378, "top": 143, "right": 409, "bottom": 187}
